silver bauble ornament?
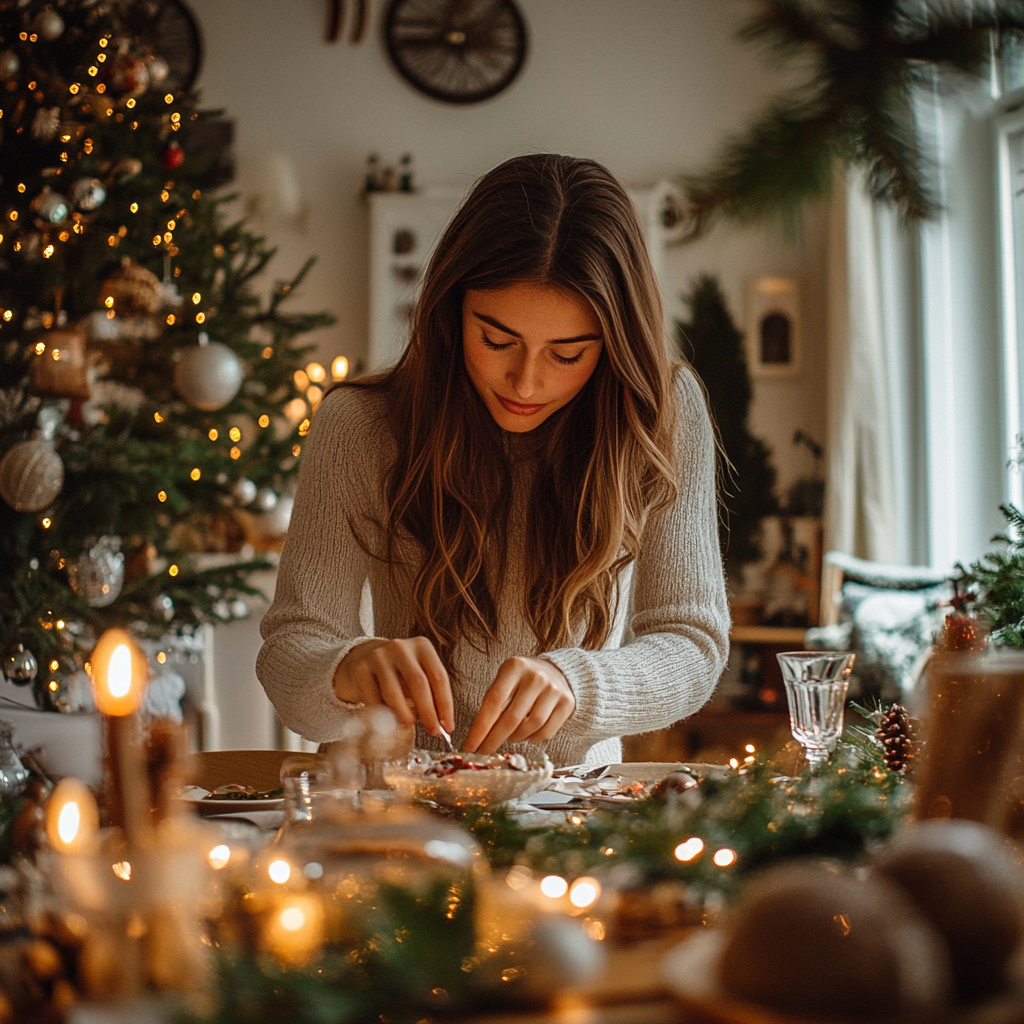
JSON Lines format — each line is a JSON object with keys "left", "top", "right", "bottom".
{"left": 253, "top": 487, "right": 278, "bottom": 512}
{"left": 0, "top": 50, "right": 20, "bottom": 77}
{"left": 68, "top": 177, "right": 106, "bottom": 211}
{"left": 153, "top": 593, "right": 174, "bottom": 622}
{"left": 3, "top": 645, "right": 37, "bottom": 686}
{"left": 0, "top": 440, "right": 64, "bottom": 512}
{"left": 34, "top": 190, "right": 68, "bottom": 225}
{"left": 67, "top": 536, "right": 124, "bottom": 607}
{"left": 174, "top": 336, "right": 243, "bottom": 411}
{"left": 32, "top": 8, "right": 64, "bottom": 41}
{"left": 147, "top": 55, "right": 169, "bottom": 85}
{"left": 231, "top": 477, "right": 257, "bottom": 506}
{"left": 263, "top": 491, "right": 294, "bottom": 536}
{"left": 229, "top": 598, "right": 249, "bottom": 619}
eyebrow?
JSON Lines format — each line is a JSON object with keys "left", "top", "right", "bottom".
{"left": 472, "top": 311, "right": 603, "bottom": 345}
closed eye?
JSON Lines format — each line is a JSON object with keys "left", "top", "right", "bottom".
{"left": 553, "top": 350, "right": 585, "bottom": 365}
{"left": 482, "top": 333, "right": 513, "bottom": 351}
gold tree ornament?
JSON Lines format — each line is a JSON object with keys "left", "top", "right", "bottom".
{"left": 30, "top": 324, "right": 90, "bottom": 400}
{"left": 99, "top": 257, "right": 162, "bottom": 315}
{"left": 0, "top": 438, "right": 64, "bottom": 512}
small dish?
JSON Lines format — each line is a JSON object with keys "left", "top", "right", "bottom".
{"left": 384, "top": 749, "right": 552, "bottom": 808}
{"left": 179, "top": 786, "right": 285, "bottom": 817}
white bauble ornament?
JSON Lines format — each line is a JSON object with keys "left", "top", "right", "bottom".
{"left": 67, "top": 536, "right": 124, "bottom": 607}
{"left": 253, "top": 487, "right": 278, "bottom": 512}
{"left": 32, "top": 8, "right": 64, "bottom": 40}
{"left": 174, "top": 335, "right": 243, "bottom": 411}
{"left": 262, "top": 491, "right": 294, "bottom": 536}
{"left": 0, "top": 440, "right": 64, "bottom": 512}
{"left": 153, "top": 593, "right": 175, "bottom": 621}
{"left": 231, "top": 477, "right": 257, "bottom": 506}
{"left": 68, "top": 177, "right": 106, "bottom": 211}
{"left": 33, "top": 190, "right": 68, "bottom": 225}
{"left": 147, "top": 55, "right": 169, "bottom": 86}
{"left": 0, "top": 50, "right": 19, "bottom": 77}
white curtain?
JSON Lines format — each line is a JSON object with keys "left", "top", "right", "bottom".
{"left": 825, "top": 170, "right": 926, "bottom": 565}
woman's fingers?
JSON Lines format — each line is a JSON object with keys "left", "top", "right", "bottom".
{"left": 336, "top": 637, "right": 451, "bottom": 736}
{"left": 506, "top": 688, "right": 561, "bottom": 744}
{"left": 415, "top": 638, "right": 455, "bottom": 734}
{"left": 463, "top": 659, "right": 520, "bottom": 751}
{"left": 464, "top": 656, "right": 575, "bottom": 753}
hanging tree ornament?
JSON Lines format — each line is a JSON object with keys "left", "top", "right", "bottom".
{"left": 100, "top": 258, "right": 162, "bottom": 315}
{"left": 174, "top": 332, "right": 243, "bottom": 411}
{"left": 68, "top": 177, "right": 106, "bottom": 212}
{"left": 67, "top": 536, "right": 124, "bottom": 608}
{"left": 231, "top": 477, "right": 257, "bottom": 506}
{"left": 30, "top": 324, "right": 90, "bottom": 400}
{"left": 147, "top": 55, "right": 170, "bottom": 86}
{"left": 109, "top": 54, "right": 149, "bottom": 97}
{"left": 253, "top": 487, "right": 278, "bottom": 512}
{"left": 4, "top": 645, "right": 38, "bottom": 687}
{"left": 0, "top": 439, "right": 64, "bottom": 512}
{"left": 160, "top": 141, "right": 185, "bottom": 171}
{"left": 32, "top": 189, "right": 68, "bottom": 225}
{"left": 30, "top": 107, "right": 60, "bottom": 142}
{"left": 0, "top": 50, "right": 19, "bottom": 77}
{"left": 32, "top": 7, "right": 64, "bottom": 41}
{"left": 153, "top": 593, "right": 175, "bottom": 622}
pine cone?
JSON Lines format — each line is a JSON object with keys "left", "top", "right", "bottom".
{"left": 877, "top": 704, "right": 918, "bottom": 774}
{"left": 940, "top": 613, "right": 988, "bottom": 652}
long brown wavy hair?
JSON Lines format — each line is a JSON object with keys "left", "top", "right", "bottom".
{"left": 348, "top": 154, "right": 678, "bottom": 668}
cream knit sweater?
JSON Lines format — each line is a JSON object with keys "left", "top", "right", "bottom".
{"left": 257, "top": 365, "right": 730, "bottom": 767}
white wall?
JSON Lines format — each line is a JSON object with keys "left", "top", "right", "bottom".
{"left": 190, "top": 0, "right": 829, "bottom": 493}
{"left": 189, "top": 0, "right": 831, "bottom": 746}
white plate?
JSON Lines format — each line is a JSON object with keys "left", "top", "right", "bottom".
{"left": 178, "top": 790, "right": 285, "bottom": 817}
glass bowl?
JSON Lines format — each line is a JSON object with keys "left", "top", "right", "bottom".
{"left": 384, "top": 749, "right": 552, "bottom": 808}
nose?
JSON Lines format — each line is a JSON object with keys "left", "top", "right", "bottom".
{"left": 507, "top": 349, "right": 542, "bottom": 399}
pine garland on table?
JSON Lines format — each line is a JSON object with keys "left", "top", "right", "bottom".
{"left": 466, "top": 734, "right": 909, "bottom": 900}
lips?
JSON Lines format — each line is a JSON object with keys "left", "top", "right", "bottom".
{"left": 496, "top": 394, "right": 546, "bottom": 416}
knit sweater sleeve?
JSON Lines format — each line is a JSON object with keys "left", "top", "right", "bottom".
{"left": 256, "top": 386, "right": 385, "bottom": 742}
{"left": 542, "top": 365, "right": 729, "bottom": 743}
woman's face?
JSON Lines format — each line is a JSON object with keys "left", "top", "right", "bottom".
{"left": 462, "top": 282, "right": 604, "bottom": 433}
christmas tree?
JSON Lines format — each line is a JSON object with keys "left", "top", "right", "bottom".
{"left": 676, "top": 275, "right": 778, "bottom": 576}
{"left": 0, "top": 0, "right": 334, "bottom": 709}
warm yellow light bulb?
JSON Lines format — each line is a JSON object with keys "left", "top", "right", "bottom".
{"left": 331, "top": 356, "right": 349, "bottom": 381}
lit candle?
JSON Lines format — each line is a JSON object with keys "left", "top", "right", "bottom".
{"left": 46, "top": 777, "right": 99, "bottom": 854}
{"left": 90, "top": 629, "right": 150, "bottom": 846}
{"left": 263, "top": 894, "right": 324, "bottom": 965}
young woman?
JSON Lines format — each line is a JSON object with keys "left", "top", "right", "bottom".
{"left": 257, "top": 153, "right": 729, "bottom": 768}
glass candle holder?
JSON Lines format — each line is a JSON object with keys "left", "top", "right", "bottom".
{"left": 776, "top": 651, "right": 855, "bottom": 766}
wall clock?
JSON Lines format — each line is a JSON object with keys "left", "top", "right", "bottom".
{"left": 152, "top": 0, "right": 203, "bottom": 94}
{"left": 384, "top": 0, "right": 528, "bottom": 105}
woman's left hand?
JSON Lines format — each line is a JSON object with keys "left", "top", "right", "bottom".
{"left": 463, "top": 657, "right": 575, "bottom": 754}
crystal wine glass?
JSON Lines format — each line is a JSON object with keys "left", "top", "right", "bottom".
{"left": 776, "top": 652, "right": 856, "bottom": 766}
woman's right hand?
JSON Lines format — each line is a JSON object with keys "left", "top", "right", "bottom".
{"left": 333, "top": 637, "right": 454, "bottom": 739}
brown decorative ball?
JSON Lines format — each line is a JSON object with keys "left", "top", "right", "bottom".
{"left": 99, "top": 258, "right": 162, "bottom": 315}
{"left": 874, "top": 820, "right": 1024, "bottom": 1000}
{"left": 0, "top": 440, "right": 64, "bottom": 512}
{"left": 719, "top": 862, "right": 952, "bottom": 1019}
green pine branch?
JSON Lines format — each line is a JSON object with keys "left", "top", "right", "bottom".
{"left": 680, "top": 0, "right": 1024, "bottom": 238}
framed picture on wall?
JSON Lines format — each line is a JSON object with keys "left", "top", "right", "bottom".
{"left": 747, "top": 277, "right": 801, "bottom": 376}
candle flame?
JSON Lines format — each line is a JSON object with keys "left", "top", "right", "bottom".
{"left": 280, "top": 906, "right": 305, "bottom": 931}
{"left": 108, "top": 644, "right": 132, "bottom": 698}
{"left": 90, "top": 629, "right": 147, "bottom": 715}
{"left": 57, "top": 801, "right": 80, "bottom": 845}
{"left": 46, "top": 778, "right": 99, "bottom": 854}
